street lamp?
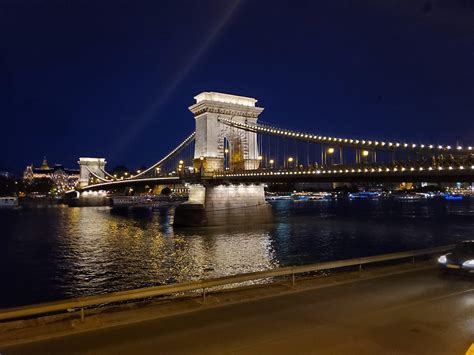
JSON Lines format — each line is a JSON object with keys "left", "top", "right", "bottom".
{"left": 287, "top": 157, "right": 294, "bottom": 168}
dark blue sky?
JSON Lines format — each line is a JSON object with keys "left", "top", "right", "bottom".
{"left": 1, "top": 0, "right": 473, "bottom": 173}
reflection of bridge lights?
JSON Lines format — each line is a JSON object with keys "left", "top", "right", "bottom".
{"left": 327, "top": 147, "right": 335, "bottom": 154}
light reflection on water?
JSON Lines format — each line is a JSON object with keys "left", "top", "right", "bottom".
{"left": 0, "top": 197, "right": 473, "bottom": 308}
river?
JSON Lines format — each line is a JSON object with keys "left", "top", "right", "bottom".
{"left": 1, "top": 197, "right": 473, "bottom": 308}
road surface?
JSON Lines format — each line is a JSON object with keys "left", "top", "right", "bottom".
{"left": 2, "top": 268, "right": 474, "bottom": 354}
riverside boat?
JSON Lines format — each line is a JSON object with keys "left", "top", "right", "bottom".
{"left": 348, "top": 191, "right": 381, "bottom": 199}
{"left": 0, "top": 197, "right": 19, "bottom": 208}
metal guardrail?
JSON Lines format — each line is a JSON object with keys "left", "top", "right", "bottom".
{"left": 0, "top": 245, "right": 453, "bottom": 322}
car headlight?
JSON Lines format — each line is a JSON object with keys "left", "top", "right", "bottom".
{"left": 462, "top": 260, "right": 474, "bottom": 267}
{"left": 438, "top": 255, "right": 447, "bottom": 264}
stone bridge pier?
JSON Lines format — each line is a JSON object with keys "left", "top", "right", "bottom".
{"left": 175, "top": 92, "right": 271, "bottom": 227}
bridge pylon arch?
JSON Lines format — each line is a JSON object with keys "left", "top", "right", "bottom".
{"left": 189, "top": 92, "right": 264, "bottom": 173}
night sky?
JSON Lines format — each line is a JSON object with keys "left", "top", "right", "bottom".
{"left": 1, "top": 0, "right": 473, "bottom": 174}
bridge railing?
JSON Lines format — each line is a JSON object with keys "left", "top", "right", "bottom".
{"left": 0, "top": 245, "right": 453, "bottom": 322}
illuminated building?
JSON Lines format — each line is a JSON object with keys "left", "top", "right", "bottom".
{"left": 23, "top": 157, "right": 80, "bottom": 192}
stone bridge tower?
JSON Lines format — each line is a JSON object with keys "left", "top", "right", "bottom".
{"left": 78, "top": 157, "right": 106, "bottom": 188}
{"left": 189, "top": 92, "right": 264, "bottom": 173}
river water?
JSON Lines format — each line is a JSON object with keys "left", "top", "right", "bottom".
{"left": 1, "top": 197, "right": 473, "bottom": 308}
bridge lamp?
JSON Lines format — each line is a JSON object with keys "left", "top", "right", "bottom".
{"left": 288, "top": 157, "right": 294, "bottom": 163}
{"left": 113, "top": 174, "right": 117, "bottom": 178}
{"left": 137, "top": 170, "right": 141, "bottom": 173}
{"left": 362, "top": 150, "right": 369, "bottom": 157}
{"left": 224, "top": 148, "right": 229, "bottom": 154}
{"left": 269, "top": 159, "right": 274, "bottom": 165}
{"left": 124, "top": 172, "right": 128, "bottom": 176}
{"left": 258, "top": 155, "right": 263, "bottom": 160}
{"left": 179, "top": 160, "right": 184, "bottom": 165}
{"left": 327, "top": 147, "right": 335, "bottom": 154}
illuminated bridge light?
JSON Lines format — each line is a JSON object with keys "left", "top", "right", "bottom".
{"left": 368, "top": 141, "right": 372, "bottom": 145}
{"left": 362, "top": 140, "right": 366, "bottom": 144}
{"left": 404, "top": 143, "right": 408, "bottom": 147}
{"left": 396, "top": 143, "right": 400, "bottom": 147}
{"left": 428, "top": 167, "right": 433, "bottom": 171}
{"left": 355, "top": 140, "right": 360, "bottom": 144}
{"left": 357, "top": 169, "right": 362, "bottom": 173}
{"left": 447, "top": 145, "right": 452, "bottom": 149}
{"left": 393, "top": 168, "right": 398, "bottom": 172}
{"left": 468, "top": 147, "right": 473, "bottom": 150}
{"left": 374, "top": 141, "right": 379, "bottom": 145}
{"left": 349, "top": 139, "right": 354, "bottom": 143}
{"left": 438, "top": 145, "right": 443, "bottom": 149}
{"left": 460, "top": 166, "right": 464, "bottom": 170}
{"left": 449, "top": 166, "right": 453, "bottom": 170}
{"left": 412, "top": 144, "right": 417, "bottom": 148}
{"left": 401, "top": 167, "right": 406, "bottom": 171}
{"left": 410, "top": 167, "right": 415, "bottom": 171}
{"left": 438, "top": 167, "right": 443, "bottom": 170}
{"left": 457, "top": 146, "right": 462, "bottom": 150}
{"left": 419, "top": 167, "right": 424, "bottom": 171}
{"left": 420, "top": 144, "right": 425, "bottom": 148}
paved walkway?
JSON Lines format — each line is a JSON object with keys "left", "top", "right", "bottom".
{"left": 2, "top": 267, "right": 473, "bottom": 354}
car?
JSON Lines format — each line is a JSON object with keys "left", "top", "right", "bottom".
{"left": 438, "top": 240, "right": 474, "bottom": 273}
